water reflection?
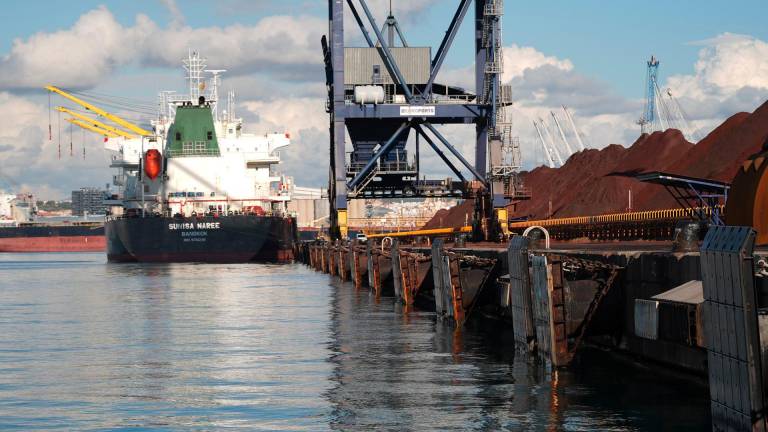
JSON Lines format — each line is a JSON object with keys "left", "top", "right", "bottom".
{"left": 324, "top": 277, "right": 710, "bottom": 431}
{"left": 0, "top": 253, "right": 709, "bottom": 430}
{"left": 1, "top": 255, "right": 335, "bottom": 430}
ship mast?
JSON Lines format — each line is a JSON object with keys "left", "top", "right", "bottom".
{"left": 183, "top": 50, "right": 207, "bottom": 104}
{"left": 205, "top": 69, "right": 226, "bottom": 121}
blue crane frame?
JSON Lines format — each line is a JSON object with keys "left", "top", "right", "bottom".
{"left": 640, "top": 56, "right": 660, "bottom": 133}
{"left": 325, "top": 0, "right": 502, "bottom": 237}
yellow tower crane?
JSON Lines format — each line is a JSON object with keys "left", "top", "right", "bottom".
{"left": 65, "top": 118, "right": 120, "bottom": 138}
{"left": 45, "top": 85, "right": 153, "bottom": 137}
{"left": 55, "top": 107, "right": 136, "bottom": 139}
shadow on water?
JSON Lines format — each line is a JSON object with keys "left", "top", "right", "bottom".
{"left": 323, "top": 278, "right": 710, "bottom": 431}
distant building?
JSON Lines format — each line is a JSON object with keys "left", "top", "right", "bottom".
{"left": 71, "top": 188, "right": 108, "bottom": 216}
{"left": 287, "top": 187, "right": 330, "bottom": 229}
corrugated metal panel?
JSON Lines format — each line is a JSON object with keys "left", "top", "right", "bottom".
{"left": 300, "top": 199, "right": 315, "bottom": 227}
{"left": 286, "top": 200, "right": 298, "bottom": 214}
{"left": 508, "top": 236, "right": 535, "bottom": 346}
{"left": 658, "top": 301, "right": 698, "bottom": 345}
{"left": 366, "top": 245, "right": 375, "bottom": 288}
{"left": 531, "top": 255, "right": 551, "bottom": 357}
{"left": 391, "top": 243, "right": 403, "bottom": 300}
{"left": 431, "top": 240, "right": 446, "bottom": 316}
{"left": 344, "top": 47, "right": 431, "bottom": 85}
{"left": 313, "top": 199, "right": 329, "bottom": 224}
{"left": 634, "top": 299, "right": 659, "bottom": 340}
{"left": 289, "top": 198, "right": 330, "bottom": 228}
{"left": 696, "top": 303, "right": 706, "bottom": 348}
{"left": 652, "top": 280, "right": 704, "bottom": 304}
{"left": 441, "top": 255, "right": 454, "bottom": 318}
{"left": 498, "top": 276, "right": 510, "bottom": 309}
{"left": 700, "top": 226, "right": 763, "bottom": 430}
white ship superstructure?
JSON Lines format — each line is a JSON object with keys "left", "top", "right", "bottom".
{"left": 104, "top": 51, "right": 292, "bottom": 218}
{"left": 0, "top": 193, "right": 36, "bottom": 225}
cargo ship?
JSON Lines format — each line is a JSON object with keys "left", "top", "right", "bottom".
{"left": 63, "top": 51, "right": 297, "bottom": 262}
{"left": 0, "top": 223, "right": 105, "bottom": 252}
{"left": 0, "top": 193, "right": 105, "bottom": 252}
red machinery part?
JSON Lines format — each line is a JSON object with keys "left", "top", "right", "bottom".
{"left": 143, "top": 149, "right": 162, "bottom": 180}
{"left": 725, "top": 147, "right": 768, "bottom": 245}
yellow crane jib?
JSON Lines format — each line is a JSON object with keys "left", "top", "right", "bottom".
{"left": 55, "top": 107, "right": 136, "bottom": 139}
{"left": 45, "top": 85, "right": 153, "bottom": 137}
{"left": 65, "top": 118, "right": 119, "bottom": 138}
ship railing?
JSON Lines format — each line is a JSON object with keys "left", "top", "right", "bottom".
{"left": 165, "top": 149, "right": 221, "bottom": 158}
{"left": 107, "top": 210, "right": 291, "bottom": 220}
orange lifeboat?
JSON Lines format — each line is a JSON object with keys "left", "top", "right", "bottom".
{"left": 144, "top": 149, "right": 162, "bottom": 180}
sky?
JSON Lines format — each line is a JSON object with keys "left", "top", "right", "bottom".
{"left": 0, "top": 0, "right": 766, "bottom": 199}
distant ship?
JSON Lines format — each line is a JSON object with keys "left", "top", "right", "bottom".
{"left": 82, "top": 51, "right": 297, "bottom": 262}
{"left": 0, "top": 193, "right": 105, "bottom": 253}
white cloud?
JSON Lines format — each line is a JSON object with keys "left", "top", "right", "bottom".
{"left": 653, "top": 33, "right": 768, "bottom": 139}
{"left": 439, "top": 43, "right": 574, "bottom": 91}
{"left": 0, "top": 92, "right": 112, "bottom": 199}
{"left": 0, "top": 7, "right": 151, "bottom": 90}
{"left": 0, "top": 2, "right": 439, "bottom": 92}
{"left": 159, "top": 0, "right": 185, "bottom": 27}
{"left": 240, "top": 97, "right": 329, "bottom": 186}
{"left": 0, "top": 6, "right": 325, "bottom": 90}
{"left": 668, "top": 33, "right": 768, "bottom": 99}
{"left": 502, "top": 44, "right": 573, "bottom": 82}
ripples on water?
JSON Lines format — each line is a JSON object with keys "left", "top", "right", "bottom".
{"left": 0, "top": 253, "right": 709, "bottom": 430}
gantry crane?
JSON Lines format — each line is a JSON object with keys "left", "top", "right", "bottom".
{"left": 324, "top": 0, "right": 525, "bottom": 241}
{"left": 636, "top": 57, "right": 698, "bottom": 141}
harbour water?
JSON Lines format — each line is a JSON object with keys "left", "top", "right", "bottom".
{"left": 0, "top": 253, "right": 709, "bottom": 430}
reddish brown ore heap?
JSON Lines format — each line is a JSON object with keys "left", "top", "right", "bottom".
{"left": 513, "top": 130, "right": 694, "bottom": 219}
{"left": 423, "top": 100, "right": 768, "bottom": 227}
{"left": 421, "top": 200, "right": 475, "bottom": 230}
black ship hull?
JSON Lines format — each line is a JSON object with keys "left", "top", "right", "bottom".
{"left": 106, "top": 215, "right": 296, "bottom": 263}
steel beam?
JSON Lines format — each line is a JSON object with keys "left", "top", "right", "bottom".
{"left": 425, "top": 0, "right": 472, "bottom": 98}
{"left": 413, "top": 125, "right": 466, "bottom": 183}
{"left": 423, "top": 123, "right": 487, "bottom": 185}
{"left": 348, "top": 121, "right": 411, "bottom": 189}
{"left": 356, "top": 0, "right": 414, "bottom": 102}
{"left": 339, "top": 103, "right": 485, "bottom": 120}
{"left": 331, "top": 0, "right": 347, "bottom": 211}
{"left": 474, "top": 0, "right": 488, "bottom": 177}
{"left": 393, "top": 20, "right": 409, "bottom": 47}
{"left": 346, "top": 0, "right": 374, "bottom": 47}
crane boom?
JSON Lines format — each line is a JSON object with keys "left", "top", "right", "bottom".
{"left": 562, "top": 106, "right": 586, "bottom": 151}
{"left": 65, "top": 118, "right": 119, "bottom": 138}
{"left": 45, "top": 86, "right": 153, "bottom": 136}
{"left": 551, "top": 111, "right": 574, "bottom": 155}
{"left": 55, "top": 107, "right": 136, "bottom": 139}
{"left": 539, "top": 117, "right": 564, "bottom": 162}
{"left": 665, "top": 89, "right": 700, "bottom": 142}
{"left": 533, "top": 120, "right": 556, "bottom": 168}
{"left": 537, "top": 120, "right": 563, "bottom": 166}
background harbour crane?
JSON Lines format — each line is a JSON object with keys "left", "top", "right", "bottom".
{"left": 562, "top": 105, "right": 586, "bottom": 151}
{"left": 637, "top": 56, "right": 699, "bottom": 142}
